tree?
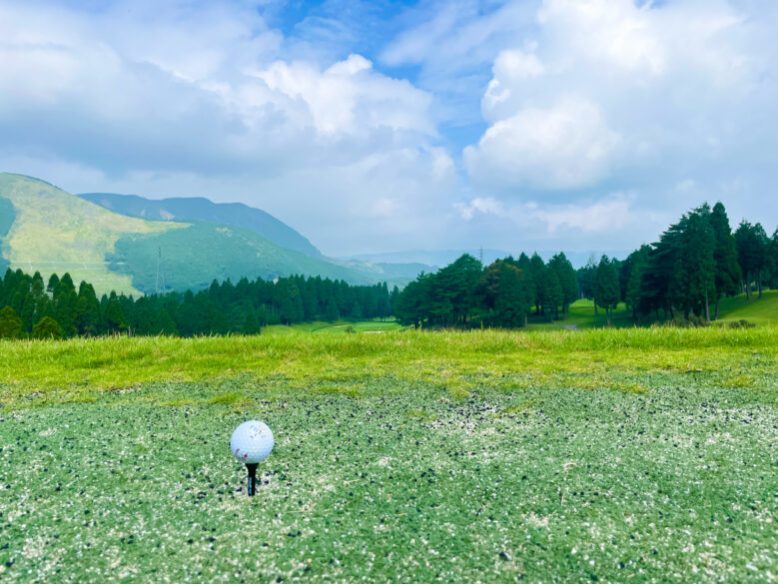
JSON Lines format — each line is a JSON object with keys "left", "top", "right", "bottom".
{"left": 542, "top": 267, "right": 564, "bottom": 321}
{"left": 478, "top": 260, "right": 533, "bottom": 327}
{"left": 678, "top": 206, "right": 716, "bottom": 321}
{"left": 595, "top": 256, "right": 620, "bottom": 326}
{"left": 625, "top": 246, "right": 650, "bottom": 319}
{"left": 75, "top": 282, "right": 101, "bottom": 335}
{"left": 770, "top": 229, "right": 778, "bottom": 289}
{"left": 735, "top": 221, "right": 769, "bottom": 298}
{"left": 32, "top": 316, "right": 63, "bottom": 339}
{"left": 53, "top": 273, "right": 78, "bottom": 337}
{"left": 429, "top": 254, "right": 482, "bottom": 326}
{"left": 104, "top": 292, "right": 128, "bottom": 334}
{"left": 529, "top": 254, "right": 547, "bottom": 315}
{"left": 548, "top": 253, "right": 578, "bottom": 314}
{"left": 710, "top": 202, "right": 741, "bottom": 319}
{"left": 0, "top": 306, "right": 22, "bottom": 339}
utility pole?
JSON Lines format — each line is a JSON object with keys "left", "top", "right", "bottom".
{"left": 155, "top": 247, "right": 162, "bottom": 294}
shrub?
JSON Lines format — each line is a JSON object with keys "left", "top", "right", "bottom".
{"left": 32, "top": 316, "right": 64, "bottom": 340}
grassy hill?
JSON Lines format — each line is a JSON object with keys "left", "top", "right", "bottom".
{"left": 80, "top": 192, "right": 322, "bottom": 258}
{"left": 0, "top": 196, "right": 15, "bottom": 272}
{"left": 109, "top": 222, "right": 369, "bottom": 292}
{"left": 0, "top": 173, "right": 379, "bottom": 295}
{"left": 0, "top": 173, "right": 179, "bottom": 295}
{"left": 528, "top": 294, "right": 778, "bottom": 330}
{"left": 715, "top": 290, "right": 778, "bottom": 325}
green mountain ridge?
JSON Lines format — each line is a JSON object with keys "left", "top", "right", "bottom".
{"left": 79, "top": 192, "right": 321, "bottom": 258}
{"left": 0, "top": 173, "right": 396, "bottom": 294}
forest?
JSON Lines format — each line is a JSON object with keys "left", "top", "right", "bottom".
{"left": 0, "top": 272, "right": 391, "bottom": 338}
{"left": 394, "top": 203, "right": 777, "bottom": 328}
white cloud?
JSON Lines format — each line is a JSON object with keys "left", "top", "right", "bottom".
{"left": 465, "top": 97, "right": 620, "bottom": 190}
{"left": 0, "top": 0, "right": 457, "bottom": 254}
{"left": 455, "top": 197, "right": 505, "bottom": 220}
{"left": 247, "top": 54, "right": 434, "bottom": 136}
{"left": 464, "top": 0, "right": 778, "bottom": 207}
{"left": 0, "top": 0, "right": 776, "bottom": 256}
{"left": 528, "top": 197, "right": 632, "bottom": 233}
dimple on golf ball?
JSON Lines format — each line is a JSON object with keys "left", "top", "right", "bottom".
{"left": 230, "top": 420, "right": 274, "bottom": 464}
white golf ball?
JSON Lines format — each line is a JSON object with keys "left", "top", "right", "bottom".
{"left": 230, "top": 420, "right": 274, "bottom": 464}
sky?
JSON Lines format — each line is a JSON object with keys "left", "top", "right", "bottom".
{"left": 1, "top": 0, "right": 776, "bottom": 257}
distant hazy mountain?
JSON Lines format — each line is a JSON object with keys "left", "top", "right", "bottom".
{"left": 348, "top": 249, "right": 625, "bottom": 270}
{"left": 80, "top": 192, "right": 321, "bottom": 258}
{"left": 0, "top": 173, "right": 377, "bottom": 294}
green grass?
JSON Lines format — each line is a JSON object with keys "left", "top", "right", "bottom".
{"left": 529, "top": 293, "right": 778, "bottom": 330}
{"left": 716, "top": 290, "right": 778, "bottom": 325}
{"left": 263, "top": 320, "right": 403, "bottom": 335}
{"left": 527, "top": 299, "right": 634, "bottom": 330}
{"left": 0, "top": 329, "right": 776, "bottom": 581}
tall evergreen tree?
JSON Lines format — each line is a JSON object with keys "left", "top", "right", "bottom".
{"left": 548, "top": 253, "right": 578, "bottom": 314}
{"left": 624, "top": 245, "right": 650, "bottom": 319}
{"left": 595, "top": 256, "right": 620, "bottom": 326}
{"left": 478, "top": 260, "right": 533, "bottom": 327}
{"left": 104, "top": 292, "right": 128, "bottom": 334}
{"left": 735, "top": 221, "right": 769, "bottom": 298}
{"left": 709, "top": 202, "right": 741, "bottom": 319}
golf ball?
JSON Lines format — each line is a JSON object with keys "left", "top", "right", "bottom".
{"left": 230, "top": 420, "right": 274, "bottom": 464}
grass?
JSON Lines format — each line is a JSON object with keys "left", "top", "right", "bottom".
{"left": 716, "top": 290, "right": 778, "bottom": 325}
{"left": 527, "top": 299, "right": 634, "bottom": 330}
{"left": 0, "top": 173, "right": 181, "bottom": 296}
{"left": 528, "top": 292, "right": 778, "bottom": 330}
{"left": 263, "top": 320, "right": 403, "bottom": 335}
{"left": 0, "top": 327, "right": 775, "bottom": 406}
{"left": 0, "top": 329, "right": 776, "bottom": 581}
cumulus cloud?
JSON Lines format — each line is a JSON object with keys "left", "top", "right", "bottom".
{"left": 464, "top": 97, "right": 621, "bottom": 190}
{"left": 464, "top": 0, "right": 778, "bottom": 216}
{"left": 0, "top": 0, "right": 458, "bottom": 253}
{"left": 1, "top": 0, "right": 776, "bottom": 256}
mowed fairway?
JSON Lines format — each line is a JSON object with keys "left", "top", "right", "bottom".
{"left": 1, "top": 328, "right": 776, "bottom": 582}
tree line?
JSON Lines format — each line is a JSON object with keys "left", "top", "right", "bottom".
{"left": 393, "top": 252, "right": 579, "bottom": 328}
{"left": 395, "top": 202, "right": 777, "bottom": 328}
{"left": 0, "top": 271, "right": 392, "bottom": 339}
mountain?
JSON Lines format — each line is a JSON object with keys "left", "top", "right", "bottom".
{"left": 80, "top": 192, "right": 321, "bottom": 258}
{"left": 348, "top": 249, "right": 627, "bottom": 270}
{"left": 0, "top": 196, "right": 15, "bottom": 272}
{"left": 0, "top": 173, "right": 376, "bottom": 295}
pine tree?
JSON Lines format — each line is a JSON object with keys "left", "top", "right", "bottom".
{"left": 104, "top": 292, "right": 128, "bottom": 334}
{"left": 595, "top": 256, "right": 620, "bottom": 326}
{"left": 75, "top": 282, "right": 101, "bottom": 335}
{"left": 548, "top": 253, "right": 578, "bottom": 314}
{"left": 709, "top": 202, "right": 741, "bottom": 319}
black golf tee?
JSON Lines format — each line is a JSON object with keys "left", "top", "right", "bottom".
{"left": 246, "top": 463, "right": 258, "bottom": 496}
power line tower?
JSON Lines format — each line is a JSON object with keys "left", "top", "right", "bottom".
{"left": 155, "top": 247, "right": 165, "bottom": 294}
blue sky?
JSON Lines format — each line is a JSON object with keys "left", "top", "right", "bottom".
{"left": 1, "top": 0, "right": 776, "bottom": 256}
